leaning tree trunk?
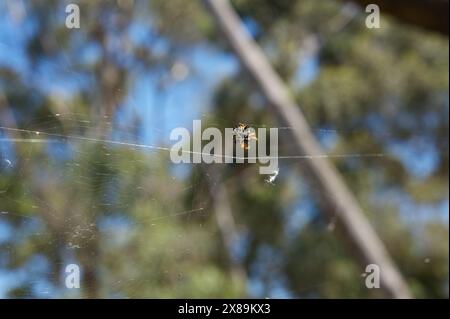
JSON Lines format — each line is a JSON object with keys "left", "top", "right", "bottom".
{"left": 204, "top": 0, "right": 412, "bottom": 299}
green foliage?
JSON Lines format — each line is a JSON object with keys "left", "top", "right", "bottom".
{"left": 0, "top": 0, "right": 447, "bottom": 298}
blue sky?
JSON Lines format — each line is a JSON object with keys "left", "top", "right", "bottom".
{"left": 0, "top": 1, "right": 447, "bottom": 298}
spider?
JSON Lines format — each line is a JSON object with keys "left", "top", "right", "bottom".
{"left": 265, "top": 168, "right": 279, "bottom": 185}
{"left": 233, "top": 123, "right": 257, "bottom": 150}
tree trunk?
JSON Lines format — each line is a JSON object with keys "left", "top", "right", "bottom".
{"left": 204, "top": 0, "right": 412, "bottom": 298}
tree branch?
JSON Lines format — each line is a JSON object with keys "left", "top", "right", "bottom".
{"left": 204, "top": 0, "right": 412, "bottom": 298}
{"left": 206, "top": 167, "right": 248, "bottom": 287}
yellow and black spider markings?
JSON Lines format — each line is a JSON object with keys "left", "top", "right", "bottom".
{"left": 233, "top": 123, "right": 258, "bottom": 150}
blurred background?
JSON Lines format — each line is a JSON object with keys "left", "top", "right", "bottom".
{"left": 0, "top": 0, "right": 448, "bottom": 298}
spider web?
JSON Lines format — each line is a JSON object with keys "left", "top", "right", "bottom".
{"left": 0, "top": 110, "right": 397, "bottom": 298}
{"left": 0, "top": 0, "right": 447, "bottom": 300}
